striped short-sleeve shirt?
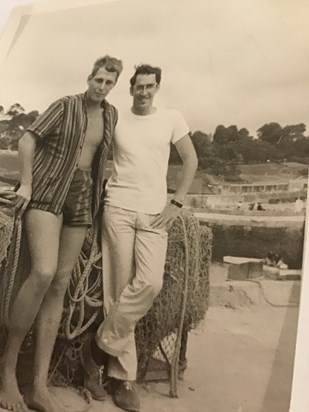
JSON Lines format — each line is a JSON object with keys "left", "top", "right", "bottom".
{"left": 26, "top": 92, "right": 117, "bottom": 219}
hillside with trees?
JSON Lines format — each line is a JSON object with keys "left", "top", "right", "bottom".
{"left": 170, "top": 123, "right": 309, "bottom": 181}
{"left": 1, "top": 104, "right": 308, "bottom": 178}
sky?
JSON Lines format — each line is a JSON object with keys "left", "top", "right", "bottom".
{"left": 0, "top": 0, "right": 308, "bottom": 137}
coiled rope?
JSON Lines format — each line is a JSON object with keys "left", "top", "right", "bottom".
{"left": 0, "top": 191, "right": 22, "bottom": 334}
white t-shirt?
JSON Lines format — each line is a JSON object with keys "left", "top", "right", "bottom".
{"left": 105, "top": 108, "right": 190, "bottom": 214}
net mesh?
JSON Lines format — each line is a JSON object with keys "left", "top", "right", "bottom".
{"left": 0, "top": 209, "right": 14, "bottom": 263}
{"left": 136, "top": 211, "right": 212, "bottom": 380}
{"left": 0, "top": 204, "right": 212, "bottom": 389}
{"left": 49, "top": 210, "right": 212, "bottom": 386}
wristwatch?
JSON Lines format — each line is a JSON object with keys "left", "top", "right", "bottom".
{"left": 170, "top": 199, "right": 183, "bottom": 208}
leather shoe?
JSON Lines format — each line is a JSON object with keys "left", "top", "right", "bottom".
{"left": 113, "top": 380, "right": 140, "bottom": 412}
{"left": 80, "top": 336, "right": 107, "bottom": 400}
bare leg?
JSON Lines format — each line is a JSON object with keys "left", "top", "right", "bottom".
{"left": 25, "top": 225, "right": 87, "bottom": 412}
{"left": 0, "top": 209, "right": 62, "bottom": 410}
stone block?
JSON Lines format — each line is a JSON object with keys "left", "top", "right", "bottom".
{"left": 263, "top": 265, "right": 280, "bottom": 280}
{"left": 223, "top": 256, "right": 263, "bottom": 280}
{"left": 278, "top": 269, "right": 302, "bottom": 281}
{"left": 263, "top": 265, "right": 302, "bottom": 281}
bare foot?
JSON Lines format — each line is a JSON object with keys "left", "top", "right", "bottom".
{"left": 0, "top": 369, "right": 30, "bottom": 411}
{"left": 24, "top": 386, "right": 67, "bottom": 412}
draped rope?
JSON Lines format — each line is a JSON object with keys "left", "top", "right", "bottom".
{"left": 62, "top": 224, "right": 103, "bottom": 340}
{"left": 0, "top": 191, "right": 22, "bottom": 334}
{"left": 0, "top": 191, "right": 212, "bottom": 397}
{"left": 169, "top": 214, "right": 190, "bottom": 398}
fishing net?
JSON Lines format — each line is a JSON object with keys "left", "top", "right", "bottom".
{"left": 135, "top": 211, "right": 212, "bottom": 382}
{"left": 0, "top": 193, "right": 212, "bottom": 396}
{"left": 0, "top": 206, "right": 14, "bottom": 263}
{"left": 49, "top": 210, "right": 212, "bottom": 396}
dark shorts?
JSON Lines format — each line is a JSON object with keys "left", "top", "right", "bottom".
{"left": 27, "top": 168, "right": 93, "bottom": 226}
{"left": 62, "top": 168, "right": 93, "bottom": 226}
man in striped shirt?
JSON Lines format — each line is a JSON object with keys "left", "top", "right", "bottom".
{"left": 0, "top": 55, "right": 122, "bottom": 412}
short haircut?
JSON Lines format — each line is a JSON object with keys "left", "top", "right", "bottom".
{"left": 90, "top": 55, "right": 123, "bottom": 81}
{"left": 130, "top": 64, "right": 162, "bottom": 86}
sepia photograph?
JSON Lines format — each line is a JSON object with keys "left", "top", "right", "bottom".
{"left": 0, "top": 0, "right": 308, "bottom": 411}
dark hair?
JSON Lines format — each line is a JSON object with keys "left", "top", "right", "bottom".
{"left": 90, "top": 55, "right": 123, "bottom": 81}
{"left": 130, "top": 64, "right": 162, "bottom": 86}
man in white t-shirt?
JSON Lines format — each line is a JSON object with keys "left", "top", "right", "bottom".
{"left": 80, "top": 64, "right": 198, "bottom": 412}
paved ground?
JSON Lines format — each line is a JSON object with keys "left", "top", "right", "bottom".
{"left": 50, "top": 303, "right": 299, "bottom": 412}
{"left": 209, "top": 263, "right": 301, "bottom": 308}
{"left": 0, "top": 253, "right": 299, "bottom": 412}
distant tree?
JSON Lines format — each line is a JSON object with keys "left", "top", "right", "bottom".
{"left": 232, "top": 139, "right": 282, "bottom": 163}
{"left": 28, "top": 110, "right": 39, "bottom": 120}
{"left": 257, "top": 122, "right": 282, "bottom": 144}
{"left": 271, "top": 124, "right": 308, "bottom": 162}
{"left": 169, "top": 121, "right": 308, "bottom": 170}
{"left": 0, "top": 105, "right": 39, "bottom": 150}
{"left": 281, "top": 123, "right": 307, "bottom": 142}
{"left": 191, "top": 130, "right": 211, "bottom": 161}
{"left": 289, "top": 138, "right": 309, "bottom": 161}
{"left": 238, "top": 127, "right": 253, "bottom": 141}
{"left": 213, "top": 125, "right": 253, "bottom": 145}
{"left": 0, "top": 106, "right": 6, "bottom": 121}
{"left": 224, "top": 163, "right": 242, "bottom": 182}
{"left": 213, "top": 125, "right": 237, "bottom": 144}
{"left": 0, "top": 136, "right": 10, "bottom": 150}
{"left": 6, "top": 103, "right": 25, "bottom": 117}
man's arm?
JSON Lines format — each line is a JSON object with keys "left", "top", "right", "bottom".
{"left": 151, "top": 133, "right": 198, "bottom": 229}
{"left": 172, "top": 134, "right": 198, "bottom": 203}
{"left": 15, "top": 131, "right": 38, "bottom": 217}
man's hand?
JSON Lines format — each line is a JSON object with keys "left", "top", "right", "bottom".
{"left": 151, "top": 203, "right": 181, "bottom": 231}
{"left": 15, "top": 184, "right": 32, "bottom": 219}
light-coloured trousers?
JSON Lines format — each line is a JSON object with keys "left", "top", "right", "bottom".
{"left": 95, "top": 205, "right": 168, "bottom": 380}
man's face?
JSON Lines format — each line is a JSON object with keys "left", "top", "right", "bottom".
{"left": 130, "top": 74, "right": 159, "bottom": 113}
{"left": 87, "top": 67, "right": 117, "bottom": 104}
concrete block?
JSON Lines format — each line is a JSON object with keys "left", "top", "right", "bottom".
{"left": 278, "top": 269, "right": 302, "bottom": 281}
{"left": 263, "top": 265, "right": 280, "bottom": 280}
{"left": 223, "top": 256, "right": 263, "bottom": 280}
{"left": 248, "top": 260, "right": 264, "bottom": 279}
{"left": 263, "top": 265, "right": 302, "bottom": 281}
